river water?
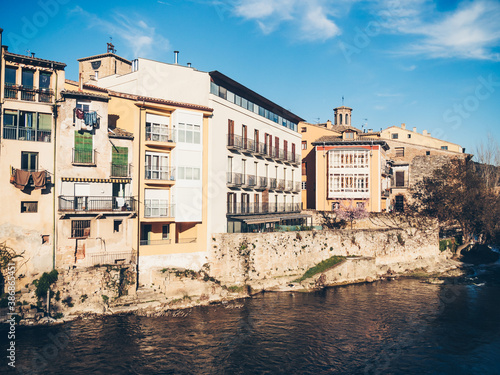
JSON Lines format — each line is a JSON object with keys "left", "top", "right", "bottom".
{"left": 2, "top": 262, "right": 500, "bottom": 375}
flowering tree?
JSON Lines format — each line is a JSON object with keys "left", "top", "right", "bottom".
{"left": 334, "top": 200, "right": 369, "bottom": 229}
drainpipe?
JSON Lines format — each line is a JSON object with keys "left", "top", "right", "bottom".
{"left": 136, "top": 102, "right": 145, "bottom": 289}
{"left": 52, "top": 64, "right": 58, "bottom": 270}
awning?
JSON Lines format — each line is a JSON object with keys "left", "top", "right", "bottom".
{"left": 244, "top": 217, "right": 281, "bottom": 225}
{"left": 61, "top": 177, "right": 130, "bottom": 183}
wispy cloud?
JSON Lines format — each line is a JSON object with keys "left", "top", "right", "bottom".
{"left": 376, "top": 92, "right": 403, "bottom": 97}
{"left": 70, "top": 6, "right": 170, "bottom": 58}
{"left": 375, "top": 0, "right": 500, "bottom": 61}
{"left": 233, "top": 0, "right": 341, "bottom": 41}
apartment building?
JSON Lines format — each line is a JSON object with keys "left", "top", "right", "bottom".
{"left": 301, "top": 106, "right": 390, "bottom": 212}
{"left": 82, "top": 53, "right": 306, "bottom": 236}
{"left": 56, "top": 84, "right": 136, "bottom": 268}
{"left": 380, "top": 123, "right": 466, "bottom": 211}
{"left": 0, "top": 32, "right": 66, "bottom": 284}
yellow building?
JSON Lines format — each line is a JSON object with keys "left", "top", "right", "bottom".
{"left": 66, "top": 76, "right": 213, "bottom": 281}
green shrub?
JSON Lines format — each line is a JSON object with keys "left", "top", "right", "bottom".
{"left": 33, "top": 270, "right": 58, "bottom": 299}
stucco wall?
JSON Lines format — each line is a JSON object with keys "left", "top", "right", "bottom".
{"left": 208, "top": 228, "right": 439, "bottom": 285}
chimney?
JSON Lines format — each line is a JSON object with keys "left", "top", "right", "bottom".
{"left": 413, "top": 127, "right": 417, "bottom": 132}
{"left": 174, "top": 51, "right": 179, "bottom": 64}
{"left": 79, "top": 73, "right": 83, "bottom": 91}
{"left": 423, "top": 130, "right": 428, "bottom": 136}
{"left": 31, "top": 52, "right": 35, "bottom": 58}
{"left": 401, "top": 123, "right": 406, "bottom": 130}
{"left": 187, "top": 62, "right": 192, "bottom": 68}
{"left": 326, "top": 120, "right": 332, "bottom": 128}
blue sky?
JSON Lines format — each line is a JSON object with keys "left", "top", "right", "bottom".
{"left": 1, "top": 0, "right": 499, "bottom": 154}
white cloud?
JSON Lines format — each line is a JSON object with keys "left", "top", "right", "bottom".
{"left": 70, "top": 6, "right": 170, "bottom": 58}
{"left": 374, "top": 0, "right": 500, "bottom": 61}
{"left": 233, "top": 0, "right": 341, "bottom": 41}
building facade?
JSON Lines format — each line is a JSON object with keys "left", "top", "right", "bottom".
{"left": 83, "top": 54, "right": 306, "bottom": 236}
{"left": 0, "top": 37, "right": 66, "bottom": 285}
{"left": 56, "top": 86, "right": 136, "bottom": 268}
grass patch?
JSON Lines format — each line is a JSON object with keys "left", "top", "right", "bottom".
{"left": 294, "top": 255, "right": 346, "bottom": 283}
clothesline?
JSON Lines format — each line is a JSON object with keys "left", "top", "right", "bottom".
{"left": 10, "top": 167, "right": 47, "bottom": 190}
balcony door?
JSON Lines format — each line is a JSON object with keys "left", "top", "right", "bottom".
{"left": 74, "top": 183, "right": 90, "bottom": 210}
{"left": 145, "top": 152, "right": 169, "bottom": 180}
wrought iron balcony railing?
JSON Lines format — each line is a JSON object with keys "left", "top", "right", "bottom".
{"left": 111, "top": 163, "right": 131, "bottom": 178}
{"left": 72, "top": 149, "right": 97, "bottom": 165}
{"left": 59, "top": 196, "right": 136, "bottom": 212}
{"left": 227, "top": 202, "right": 301, "bottom": 215}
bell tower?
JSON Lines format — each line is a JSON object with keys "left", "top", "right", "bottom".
{"left": 333, "top": 105, "right": 353, "bottom": 126}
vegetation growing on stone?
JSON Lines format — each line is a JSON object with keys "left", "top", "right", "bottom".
{"left": 294, "top": 255, "right": 346, "bottom": 283}
{"left": 33, "top": 269, "right": 58, "bottom": 299}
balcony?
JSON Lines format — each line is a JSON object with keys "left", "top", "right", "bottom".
{"left": 242, "top": 138, "right": 255, "bottom": 154}
{"left": 38, "top": 88, "right": 54, "bottom": 103}
{"left": 145, "top": 166, "right": 175, "bottom": 182}
{"left": 227, "top": 172, "right": 243, "bottom": 187}
{"left": 10, "top": 168, "right": 50, "bottom": 190}
{"left": 227, "top": 202, "right": 301, "bottom": 215}
{"left": 257, "top": 177, "right": 268, "bottom": 190}
{"left": 294, "top": 182, "right": 301, "bottom": 193}
{"left": 254, "top": 142, "right": 267, "bottom": 156}
{"left": 276, "top": 179, "right": 285, "bottom": 191}
{"left": 145, "top": 125, "right": 175, "bottom": 146}
{"left": 144, "top": 201, "right": 175, "bottom": 218}
{"left": 3, "top": 127, "right": 51, "bottom": 142}
{"left": 72, "top": 149, "right": 97, "bottom": 166}
{"left": 4, "top": 84, "right": 18, "bottom": 99}
{"left": 59, "top": 196, "right": 136, "bottom": 213}
{"left": 111, "top": 163, "right": 131, "bottom": 178}
{"left": 269, "top": 178, "right": 277, "bottom": 190}
{"left": 286, "top": 180, "right": 294, "bottom": 192}
{"left": 19, "top": 86, "right": 36, "bottom": 101}
{"left": 227, "top": 134, "right": 243, "bottom": 150}
{"left": 245, "top": 174, "right": 257, "bottom": 188}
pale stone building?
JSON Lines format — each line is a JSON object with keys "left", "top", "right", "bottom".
{"left": 0, "top": 32, "right": 66, "bottom": 288}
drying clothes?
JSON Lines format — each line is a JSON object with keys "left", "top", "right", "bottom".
{"left": 84, "top": 111, "right": 98, "bottom": 126}
{"left": 31, "top": 170, "right": 46, "bottom": 190}
{"left": 12, "top": 169, "right": 31, "bottom": 190}
{"left": 75, "top": 108, "right": 84, "bottom": 120}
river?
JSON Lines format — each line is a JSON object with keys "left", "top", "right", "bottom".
{"left": 2, "top": 262, "right": 500, "bottom": 375}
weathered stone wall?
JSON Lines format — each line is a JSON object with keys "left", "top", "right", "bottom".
{"left": 410, "top": 154, "right": 456, "bottom": 185}
{"left": 208, "top": 228, "right": 439, "bottom": 285}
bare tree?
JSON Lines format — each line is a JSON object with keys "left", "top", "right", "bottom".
{"left": 473, "top": 134, "right": 500, "bottom": 190}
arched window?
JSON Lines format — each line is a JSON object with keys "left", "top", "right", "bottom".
{"left": 339, "top": 114, "right": 343, "bottom": 125}
{"left": 345, "top": 114, "right": 349, "bottom": 125}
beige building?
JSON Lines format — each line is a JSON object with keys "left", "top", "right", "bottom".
{"left": 56, "top": 84, "right": 136, "bottom": 268}
{"left": 0, "top": 33, "right": 66, "bottom": 287}
{"left": 380, "top": 123, "right": 466, "bottom": 211}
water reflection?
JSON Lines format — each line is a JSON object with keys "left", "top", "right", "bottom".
{"left": 2, "top": 265, "right": 500, "bottom": 375}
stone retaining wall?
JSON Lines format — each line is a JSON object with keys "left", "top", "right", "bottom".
{"left": 208, "top": 227, "right": 439, "bottom": 285}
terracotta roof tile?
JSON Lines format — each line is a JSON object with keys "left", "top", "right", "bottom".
{"left": 108, "top": 127, "right": 134, "bottom": 139}
{"left": 4, "top": 51, "right": 66, "bottom": 69}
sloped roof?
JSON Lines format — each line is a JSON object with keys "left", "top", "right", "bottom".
{"left": 4, "top": 50, "right": 66, "bottom": 69}
{"left": 108, "top": 127, "right": 134, "bottom": 140}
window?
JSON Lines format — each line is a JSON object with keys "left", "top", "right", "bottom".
{"left": 329, "top": 150, "right": 369, "bottom": 168}
{"left": 302, "top": 141, "right": 307, "bottom": 150}
{"left": 301, "top": 127, "right": 307, "bottom": 133}
{"left": 39, "top": 72, "right": 51, "bottom": 89}
{"left": 302, "top": 161, "right": 307, "bottom": 175}
{"left": 21, "top": 151, "right": 38, "bottom": 171}
{"left": 71, "top": 220, "right": 91, "bottom": 238}
{"left": 145, "top": 152, "right": 170, "bottom": 180}
{"left": 5, "top": 66, "right": 17, "bottom": 86}
{"left": 22, "top": 69, "right": 34, "bottom": 88}
{"left": 302, "top": 181, "right": 307, "bottom": 190}
{"left": 177, "top": 166, "right": 201, "bottom": 180}
{"left": 332, "top": 202, "right": 340, "bottom": 210}
{"left": 344, "top": 132, "right": 354, "bottom": 139}
{"left": 114, "top": 220, "right": 122, "bottom": 233}
{"left": 392, "top": 133, "right": 399, "bottom": 139}
{"left": 177, "top": 122, "right": 201, "bottom": 144}
{"left": 395, "top": 147, "right": 405, "bottom": 157}
{"left": 76, "top": 100, "right": 90, "bottom": 112}
{"left": 328, "top": 173, "right": 369, "bottom": 197}
{"left": 162, "top": 225, "right": 170, "bottom": 240}
{"left": 395, "top": 171, "right": 405, "bottom": 187}
{"left": 111, "top": 146, "right": 129, "bottom": 177}
{"left": 407, "top": 134, "right": 412, "bottom": 139}
{"left": 146, "top": 122, "right": 171, "bottom": 142}
{"left": 74, "top": 130, "right": 93, "bottom": 164}
{"left": 426, "top": 151, "right": 431, "bottom": 155}
{"left": 21, "top": 201, "right": 38, "bottom": 213}
{"left": 356, "top": 202, "right": 365, "bottom": 208}
{"left": 395, "top": 195, "right": 404, "bottom": 212}
{"left": 441, "top": 146, "right": 448, "bottom": 150}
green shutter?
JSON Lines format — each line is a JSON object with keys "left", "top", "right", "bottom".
{"left": 38, "top": 113, "right": 51, "bottom": 130}
{"left": 112, "top": 147, "right": 128, "bottom": 165}
{"left": 74, "top": 131, "right": 93, "bottom": 163}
